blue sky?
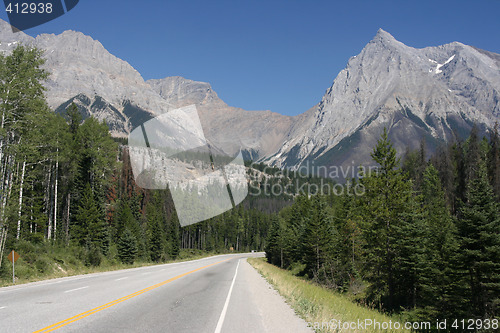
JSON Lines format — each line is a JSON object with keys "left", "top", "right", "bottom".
{"left": 1, "top": 0, "right": 499, "bottom": 116}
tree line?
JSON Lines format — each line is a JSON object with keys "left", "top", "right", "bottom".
{"left": 266, "top": 127, "right": 500, "bottom": 323}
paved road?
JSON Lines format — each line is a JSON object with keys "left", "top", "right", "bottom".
{"left": 0, "top": 253, "right": 311, "bottom": 333}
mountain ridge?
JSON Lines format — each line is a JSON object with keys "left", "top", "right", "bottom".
{"left": 263, "top": 28, "right": 500, "bottom": 171}
{"left": 1, "top": 19, "right": 499, "bottom": 176}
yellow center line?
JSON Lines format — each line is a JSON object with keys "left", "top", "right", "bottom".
{"left": 33, "top": 259, "right": 230, "bottom": 333}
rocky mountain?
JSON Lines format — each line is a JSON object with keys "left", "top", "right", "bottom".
{"left": 0, "top": 19, "right": 293, "bottom": 158}
{"left": 1, "top": 19, "right": 499, "bottom": 178}
{"left": 263, "top": 29, "right": 500, "bottom": 174}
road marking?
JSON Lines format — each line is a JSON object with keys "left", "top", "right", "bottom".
{"left": 115, "top": 277, "right": 128, "bottom": 281}
{"left": 33, "top": 259, "right": 229, "bottom": 333}
{"left": 214, "top": 259, "right": 240, "bottom": 333}
{"left": 0, "top": 306, "right": 6, "bottom": 310}
{"left": 141, "top": 272, "right": 151, "bottom": 275}
{"left": 64, "top": 286, "right": 89, "bottom": 293}
{"left": 0, "top": 254, "right": 248, "bottom": 295}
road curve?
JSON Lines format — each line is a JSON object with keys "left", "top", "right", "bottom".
{"left": 0, "top": 253, "right": 311, "bottom": 333}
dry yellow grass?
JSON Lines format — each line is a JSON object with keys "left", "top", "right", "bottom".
{"left": 248, "top": 257, "right": 412, "bottom": 333}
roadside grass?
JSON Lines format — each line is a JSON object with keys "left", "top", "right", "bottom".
{"left": 0, "top": 240, "right": 227, "bottom": 287}
{"left": 248, "top": 257, "right": 411, "bottom": 333}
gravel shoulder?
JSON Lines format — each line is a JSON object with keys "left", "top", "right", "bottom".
{"left": 222, "top": 258, "right": 313, "bottom": 333}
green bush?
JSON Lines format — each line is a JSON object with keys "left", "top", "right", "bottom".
{"left": 85, "top": 246, "right": 103, "bottom": 267}
{"left": 13, "top": 261, "right": 34, "bottom": 280}
{"left": 34, "top": 257, "right": 51, "bottom": 273}
{"left": 178, "top": 248, "right": 204, "bottom": 259}
{"left": 117, "top": 229, "right": 138, "bottom": 264}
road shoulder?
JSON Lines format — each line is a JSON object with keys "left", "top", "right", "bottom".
{"left": 223, "top": 258, "right": 312, "bottom": 333}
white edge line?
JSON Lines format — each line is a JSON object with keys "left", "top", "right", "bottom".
{"left": 64, "top": 286, "right": 89, "bottom": 293}
{"left": 115, "top": 277, "right": 128, "bottom": 281}
{"left": 214, "top": 259, "right": 240, "bottom": 333}
{"left": 0, "top": 306, "right": 6, "bottom": 309}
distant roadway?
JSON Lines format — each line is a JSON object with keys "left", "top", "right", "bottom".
{"left": 0, "top": 253, "right": 312, "bottom": 332}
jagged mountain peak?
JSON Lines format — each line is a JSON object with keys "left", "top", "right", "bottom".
{"left": 369, "top": 28, "right": 406, "bottom": 49}
{"left": 375, "top": 28, "right": 396, "bottom": 40}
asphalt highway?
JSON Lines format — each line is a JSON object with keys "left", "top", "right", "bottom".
{"left": 0, "top": 253, "right": 312, "bottom": 333}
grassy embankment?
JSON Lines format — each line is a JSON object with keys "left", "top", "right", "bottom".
{"left": 0, "top": 240, "right": 222, "bottom": 287}
{"left": 248, "top": 257, "right": 411, "bottom": 333}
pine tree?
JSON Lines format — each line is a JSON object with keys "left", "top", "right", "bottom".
{"left": 370, "top": 128, "right": 399, "bottom": 175}
{"left": 168, "top": 213, "right": 180, "bottom": 259}
{"left": 487, "top": 123, "right": 500, "bottom": 199}
{"left": 394, "top": 194, "right": 426, "bottom": 311}
{"left": 117, "top": 228, "right": 138, "bottom": 264}
{"left": 60, "top": 103, "right": 83, "bottom": 243}
{"left": 457, "top": 162, "right": 500, "bottom": 318}
{"left": 431, "top": 144, "right": 456, "bottom": 211}
{"left": 265, "top": 215, "right": 283, "bottom": 267}
{"left": 75, "top": 117, "right": 117, "bottom": 202}
{"left": 465, "top": 125, "right": 481, "bottom": 182}
{"left": 65, "top": 103, "right": 82, "bottom": 136}
{"left": 147, "top": 203, "right": 163, "bottom": 262}
{"left": 73, "top": 183, "right": 109, "bottom": 254}
{"left": 402, "top": 140, "right": 427, "bottom": 191}
{"left": 287, "top": 195, "right": 310, "bottom": 265}
{"left": 359, "top": 128, "right": 414, "bottom": 310}
{"left": 302, "top": 195, "right": 331, "bottom": 280}
{"left": 114, "top": 200, "right": 135, "bottom": 242}
{"left": 418, "top": 165, "right": 460, "bottom": 319}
